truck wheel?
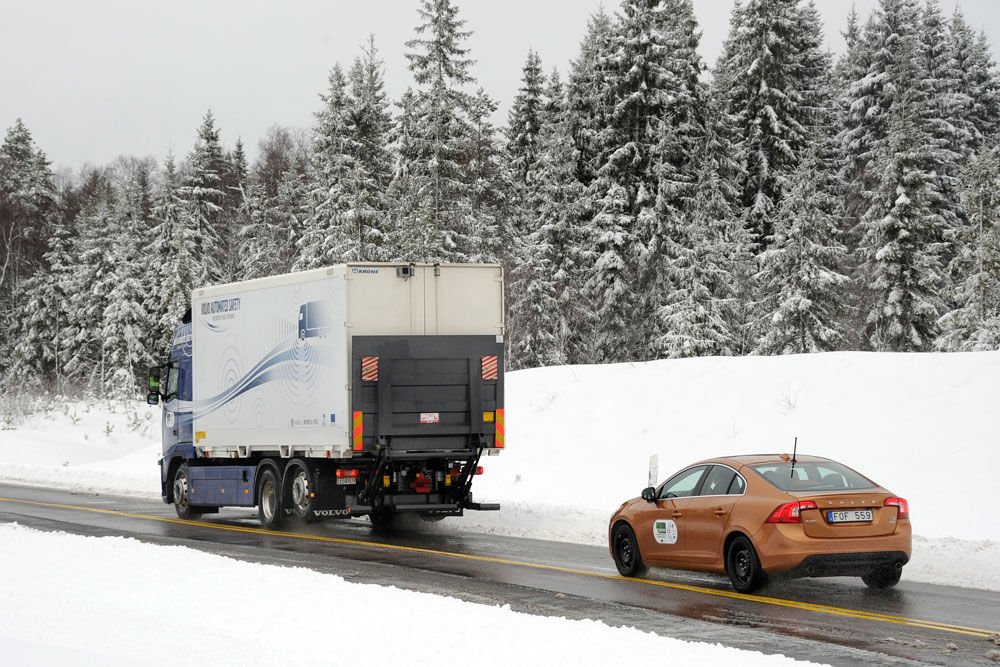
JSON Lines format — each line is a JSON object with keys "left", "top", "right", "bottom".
{"left": 611, "top": 523, "right": 647, "bottom": 577}
{"left": 257, "top": 468, "right": 285, "bottom": 530}
{"left": 369, "top": 509, "right": 397, "bottom": 531}
{"left": 727, "top": 535, "right": 767, "bottom": 593}
{"left": 172, "top": 463, "right": 203, "bottom": 521}
{"left": 287, "top": 461, "right": 321, "bottom": 524}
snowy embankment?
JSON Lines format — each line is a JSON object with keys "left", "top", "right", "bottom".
{"left": 1, "top": 351, "right": 999, "bottom": 592}
{"left": 0, "top": 523, "right": 818, "bottom": 667}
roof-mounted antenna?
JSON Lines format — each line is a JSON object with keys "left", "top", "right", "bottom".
{"left": 790, "top": 436, "right": 798, "bottom": 479}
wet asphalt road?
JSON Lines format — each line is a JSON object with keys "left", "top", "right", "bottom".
{"left": 1, "top": 483, "right": 998, "bottom": 666}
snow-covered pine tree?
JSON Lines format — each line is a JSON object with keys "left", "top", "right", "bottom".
{"left": 346, "top": 36, "right": 394, "bottom": 261}
{"left": 298, "top": 64, "right": 356, "bottom": 268}
{"left": 714, "top": 0, "right": 830, "bottom": 245}
{"left": 566, "top": 8, "right": 616, "bottom": 190}
{"left": 0, "top": 119, "right": 56, "bottom": 328}
{"left": 849, "top": 0, "right": 950, "bottom": 351}
{"left": 949, "top": 11, "right": 1000, "bottom": 150}
{"left": 528, "top": 68, "right": 589, "bottom": 365}
{"left": 398, "top": 0, "right": 479, "bottom": 263}
{"left": 179, "top": 110, "right": 226, "bottom": 284}
{"left": 860, "top": 91, "right": 948, "bottom": 350}
{"left": 506, "top": 49, "right": 545, "bottom": 231}
{"left": 6, "top": 211, "right": 75, "bottom": 391}
{"left": 755, "top": 143, "right": 849, "bottom": 354}
{"left": 148, "top": 153, "right": 200, "bottom": 354}
{"left": 101, "top": 157, "right": 155, "bottom": 398}
{"left": 464, "top": 88, "right": 505, "bottom": 264}
{"left": 648, "top": 0, "right": 709, "bottom": 356}
{"left": 503, "top": 50, "right": 547, "bottom": 369}
{"left": 936, "top": 146, "right": 1000, "bottom": 350}
{"left": 585, "top": 0, "right": 680, "bottom": 362}
{"left": 656, "top": 120, "right": 753, "bottom": 358}
{"left": 60, "top": 174, "right": 117, "bottom": 391}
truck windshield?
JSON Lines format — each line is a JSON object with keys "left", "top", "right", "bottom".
{"left": 751, "top": 461, "right": 877, "bottom": 492}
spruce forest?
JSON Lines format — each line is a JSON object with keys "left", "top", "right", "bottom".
{"left": 2, "top": 0, "right": 1000, "bottom": 401}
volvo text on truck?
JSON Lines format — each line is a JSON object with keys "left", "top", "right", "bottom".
{"left": 147, "top": 263, "right": 504, "bottom": 529}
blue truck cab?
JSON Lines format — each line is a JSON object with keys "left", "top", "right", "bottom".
{"left": 149, "top": 322, "right": 195, "bottom": 503}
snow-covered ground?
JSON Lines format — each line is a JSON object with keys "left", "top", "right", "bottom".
{"left": 1, "top": 351, "right": 999, "bottom": 592}
{"left": 0, "top": 523, "right": 820, "bottom": 666}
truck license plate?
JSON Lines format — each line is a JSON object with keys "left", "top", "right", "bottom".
{"left": 827, "top": 509, "right": 873, "bottom": 523}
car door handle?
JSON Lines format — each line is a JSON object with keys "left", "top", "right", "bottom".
{"left": 671, "top": 511, "right": 683, "bottom": 518}
{"left": 713, "top": 509, "right": 728, "bottom": 517}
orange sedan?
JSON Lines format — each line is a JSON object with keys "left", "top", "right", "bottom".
{"left": 608, "top": 454, "right": 911, "bottom": 592}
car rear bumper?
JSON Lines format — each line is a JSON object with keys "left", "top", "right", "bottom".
{"left": 753, "top": 521, "right": 912, "bottom": 575}
{"left": 782, "top": 551, "right": 909, "bottom": 578}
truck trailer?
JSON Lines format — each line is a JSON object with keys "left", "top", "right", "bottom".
{"left": 148, "top": 263, "right": 504, "bottom": 529}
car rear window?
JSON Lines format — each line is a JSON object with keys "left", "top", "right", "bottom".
{"left": 751, "top": 461, "right": 876, "bottom": 492}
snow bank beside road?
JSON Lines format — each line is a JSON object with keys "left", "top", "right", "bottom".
{"left": 0, "top": 523, "right": 821, "bottom": 667}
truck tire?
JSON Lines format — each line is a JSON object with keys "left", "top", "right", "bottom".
{"left": 286, "top": 460, "right": 321, "bottom": 524}
{"left": 257, "top": 467, "right": 285, "bottom": 530}
{"left": 369, "top": 509, "right": 397, "bottom": 531}
{"left": 172, "top": 463, "right": 203, "bottom": 521}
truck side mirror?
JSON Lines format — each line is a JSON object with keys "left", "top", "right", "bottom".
{"left": 147, "top": 391, "right": 160, "bottom": 406}
{"left": 148, "top": 366, "right": 162, "bottom": 392}
{"left": 641, "top": 487, "right": 657, "bottom": 502}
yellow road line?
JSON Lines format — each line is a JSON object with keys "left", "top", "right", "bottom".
{"left": 0, "top": 495, "right": 994, "bottom": 639}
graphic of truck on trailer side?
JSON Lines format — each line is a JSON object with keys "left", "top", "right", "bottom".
{"left": 147, "top": 263, "right": 504, "bottom": 529}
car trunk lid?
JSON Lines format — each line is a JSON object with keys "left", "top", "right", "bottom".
{"left": 791, "top": 491, "right": 900, "bottom": 538}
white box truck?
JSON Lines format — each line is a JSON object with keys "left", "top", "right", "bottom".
{"left": 148, "top": 263, "right": 504, "bottom": 529}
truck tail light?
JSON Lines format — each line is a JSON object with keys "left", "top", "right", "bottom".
{"left": 766, "top": 500, "right": 817, "bottom": 524}
{"left": 885, "top": 497, "right": 909, "bottom": 520}
{"left": 410, "top": 473, "right": 432, "bottom": 493}
{"left": 475, "top": 466, "right": 483, "bottom": 475}
{"left": 495, "top": 408, "right": 504, "bottom": 448}
{"left": 336, "top": 468, "right": 359, "bottom": 479}
{"left": 352, "top": 411, "right": 363, "bottom": 451}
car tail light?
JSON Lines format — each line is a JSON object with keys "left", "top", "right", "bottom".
{"left": 336, "top": 468, "right": 359, "bottom": 479}
{"left": 884, "top": 497, "right": 909, "bottom": 520}
{"left": 766, "top": 500, "right": 818, "bottom": 524}
{"left": 475, "top": 466, "right": 483, "bottom": 475}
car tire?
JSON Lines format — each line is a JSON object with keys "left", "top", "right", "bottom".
{"left": 172, "top": 463, "right": 203, "bottom": 521}
{"left": 862, "top": 566, "right": 902, "bottom": 590}
{"left": 257, "top": 467, "right": 285, "bottom": 530}
{"left": 727, "top": 535, "right": 767, "bottom": 593}
{"left": 611, "top": 523, "right": 647, "bottom": 577}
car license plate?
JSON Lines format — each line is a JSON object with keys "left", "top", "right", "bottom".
{"left": 827, "top": 509, "right": 873, "bottom": 523}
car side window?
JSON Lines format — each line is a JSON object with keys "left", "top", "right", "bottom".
{"left": 726, "top": 473, "right": 746, "bottom": 495}
{"left": 659, "top": 465, "right": 707, "bottom": 499}
{"left": 699, "top": 465, "right": 737, "bottom": 496}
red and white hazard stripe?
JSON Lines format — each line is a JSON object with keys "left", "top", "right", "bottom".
{"left": 482, "top": 355, "right": 498, "bottom": 381}
{"left": 361, "top": 356, "right": 379, "bottom": 382}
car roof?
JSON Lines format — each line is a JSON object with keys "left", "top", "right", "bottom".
{"left": 697, "top": 454, "right": 834, "bottom": 468}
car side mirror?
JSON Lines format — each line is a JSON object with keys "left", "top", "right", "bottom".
{"left": 147, "top": 391, "right": 160, "bottom": 406}
{"left": 641, "top": 487, "right": 657, "bottom": 502}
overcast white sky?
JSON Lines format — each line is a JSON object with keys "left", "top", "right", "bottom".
{"left": 1, "top": 0, "right": 998, "bottom": 169}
